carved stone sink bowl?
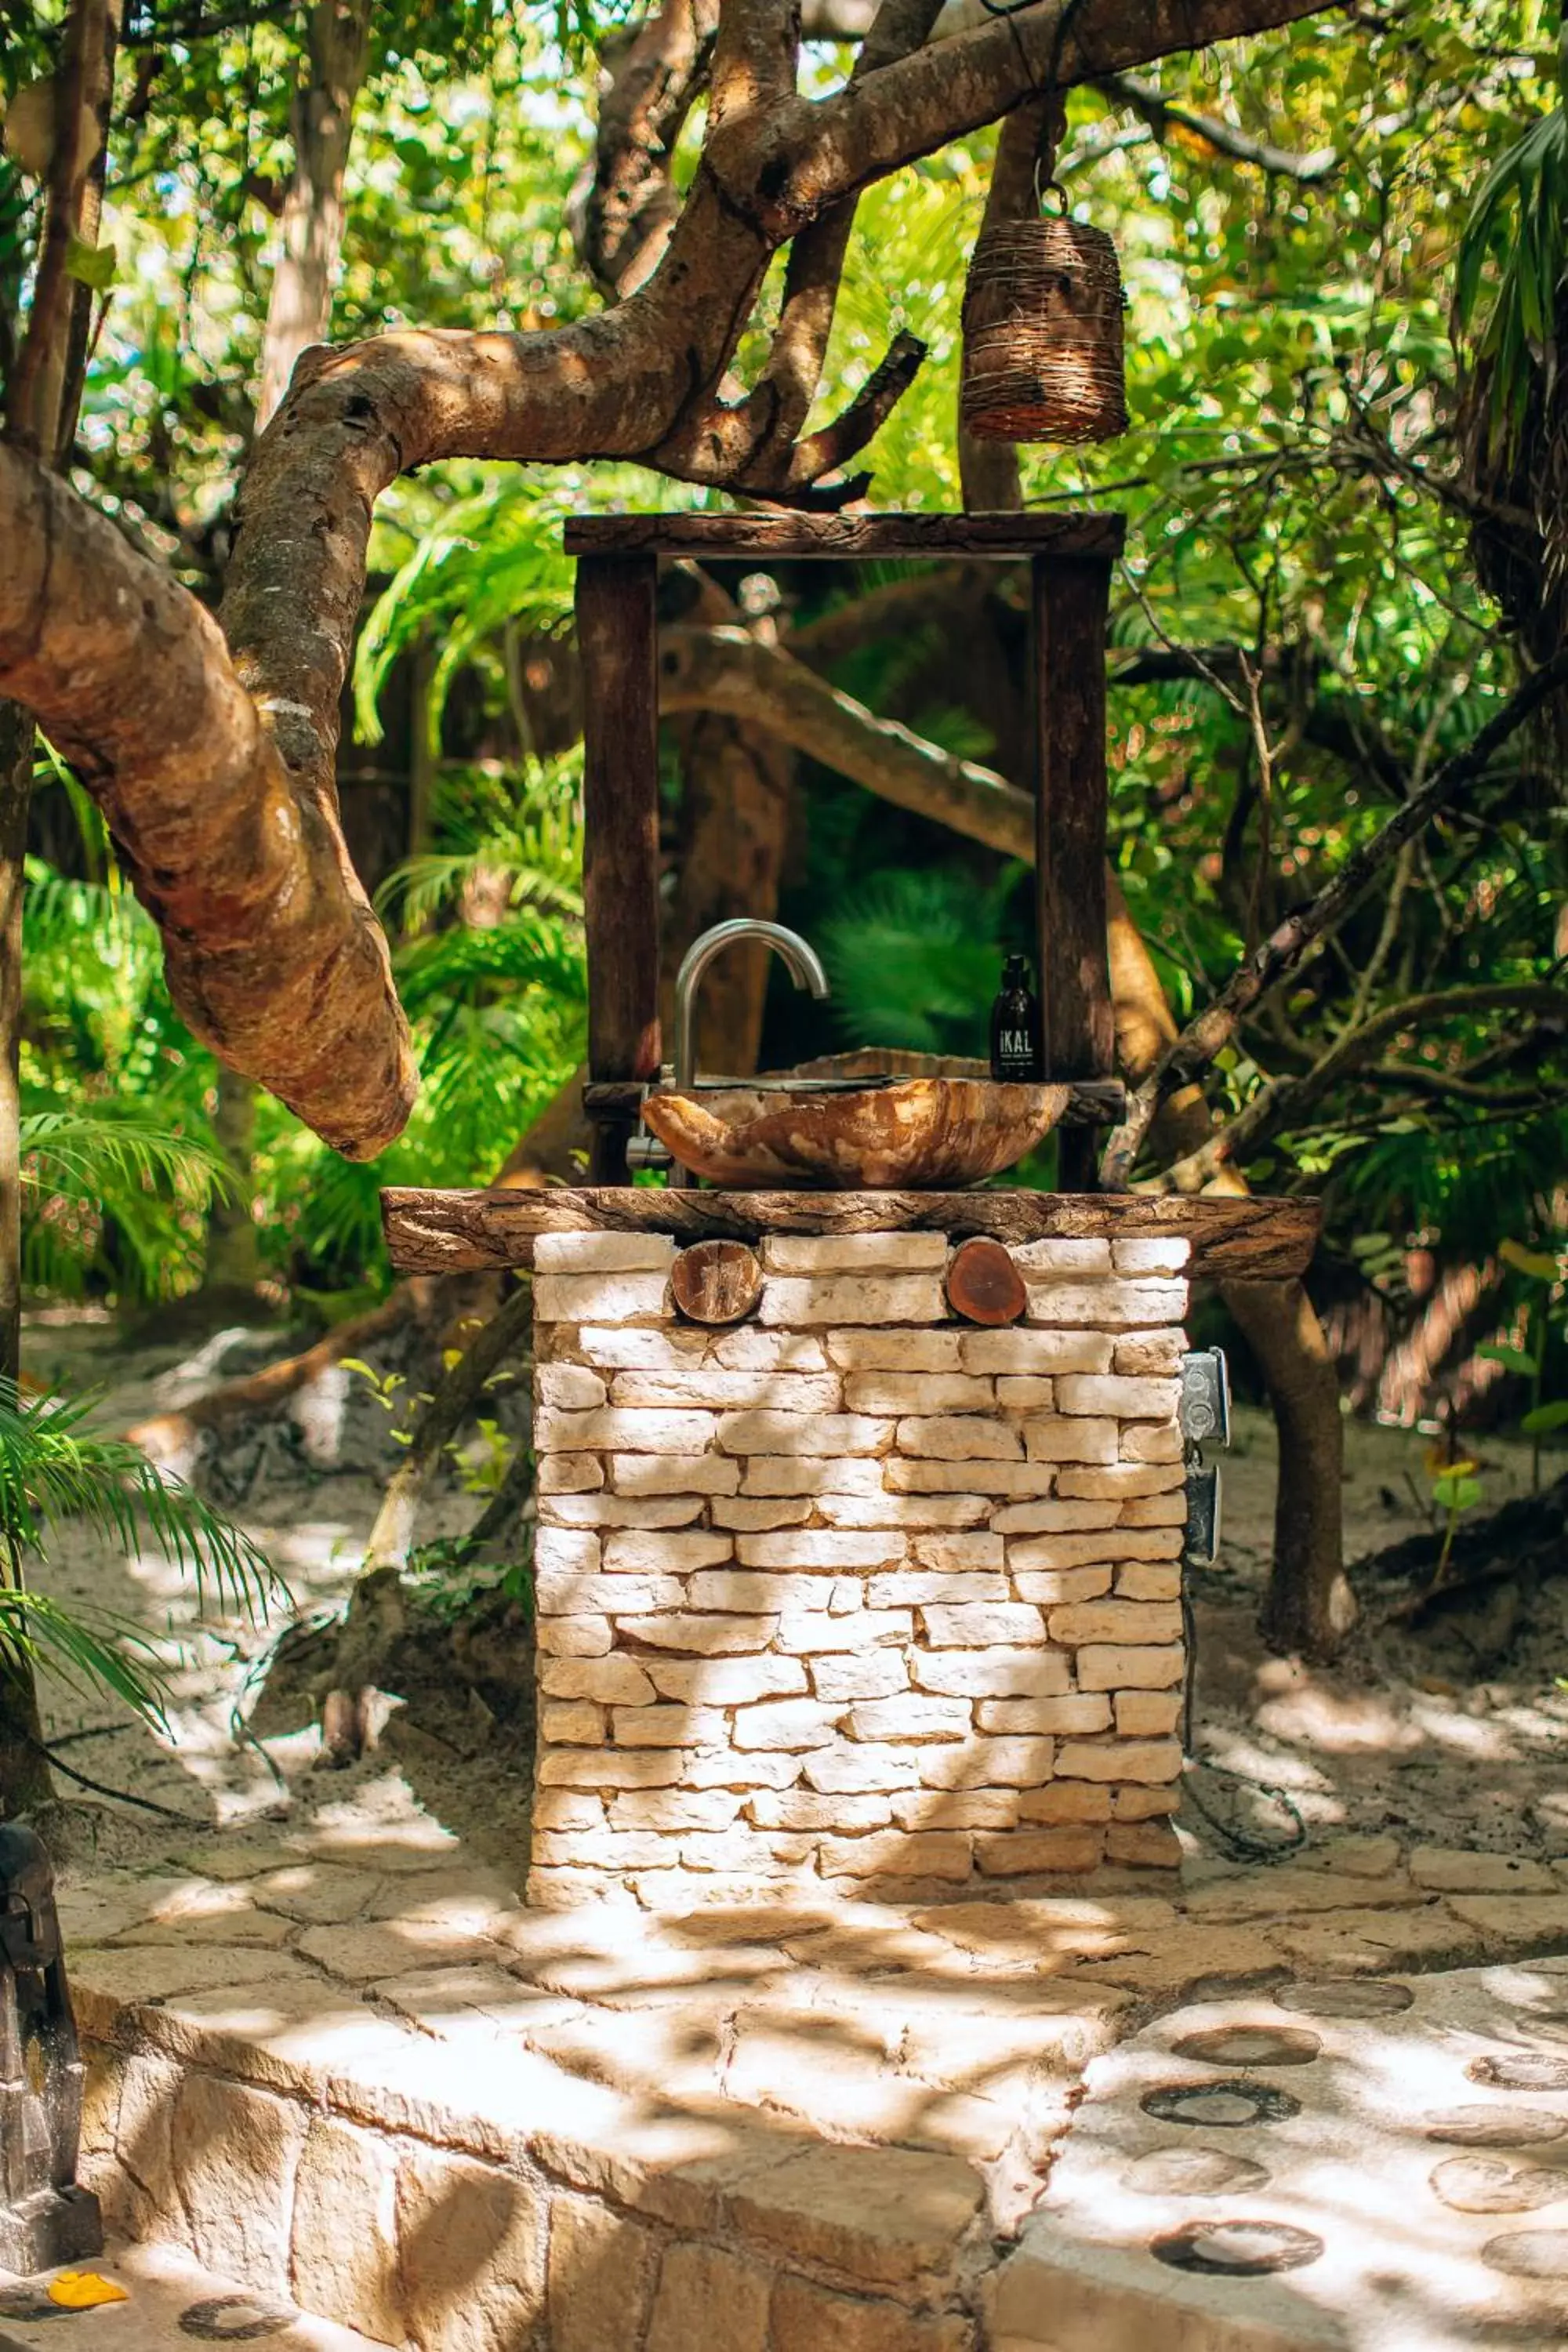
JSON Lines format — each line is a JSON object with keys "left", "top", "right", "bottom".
{"left": 641, "top": 1076, "right": 1073, "bottom": 1190}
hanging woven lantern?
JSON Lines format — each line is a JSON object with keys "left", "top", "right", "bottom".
{"left": 960, "top": 199, "right": 1128, "bottom": 446}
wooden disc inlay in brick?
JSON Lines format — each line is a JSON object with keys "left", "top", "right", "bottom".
{"left": 670, "top": 1240, "right": 763, "bottom": 1324}
{"left": 943, "top": 1237, "right": 1026, "bottom": 1326}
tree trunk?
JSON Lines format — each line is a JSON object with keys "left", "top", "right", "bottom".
{"left": 1225, "top": 1274, "right": 1356, "bottom": 1657}
{"left": 255, "top": 0, "right": 375, "bottom": 431}
{"left": 203, "top": 0, "right": 376, "bottom": 1290}
{"left": 0, "top": 704, "right": 53, "bottom": 1818}
{"left": 1107, "top": 877, "right": 1352, "bottom": 1655}
{"left": 201, "top": 1063, "right": 263, "bottom": 1299}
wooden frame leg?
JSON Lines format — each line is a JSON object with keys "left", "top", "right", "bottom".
{"left": 1033, "top": 554, "right": 1114, "bottom": 1192}
{"left": 577, "top": 553, "right": 662, "bottom": 1184}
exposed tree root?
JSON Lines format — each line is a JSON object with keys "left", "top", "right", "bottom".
{"left": 125, "top": 1283, "right": 419, "bottom": 1466}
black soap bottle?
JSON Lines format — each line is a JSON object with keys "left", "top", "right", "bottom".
{"left": 990, "top": 954, "right": 1041, "bottom": 1083}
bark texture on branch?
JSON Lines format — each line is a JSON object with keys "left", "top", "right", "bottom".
{"left": 0, "top": 442, "right": 414, "bottom": 1156}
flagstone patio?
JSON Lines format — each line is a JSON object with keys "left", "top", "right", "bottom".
{"left": 60, "top": 1819, "right": 1568, "bottom": 2349}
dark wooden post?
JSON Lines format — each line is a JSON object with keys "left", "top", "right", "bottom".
{"left": 576, "top": 554, "right": 662, "bottom": 1183}
{"left": 1033, "top": 554, "right": 1115, "bottom": 1192}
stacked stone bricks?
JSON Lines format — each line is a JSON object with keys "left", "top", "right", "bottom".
{"left": 527, "top": 1225, "right": 1189, "bottom": 1909}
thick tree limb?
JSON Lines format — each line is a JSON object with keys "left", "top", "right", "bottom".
{"left": 0, "top": 442, "right": 414, "bottom": 1155}
{"left": 1100, "top": 641, "right": 1568, "bottom": 1188}
{"left": 223, "top": 0, "right": 1343, "bottom": 815}
{"left": 735, "top": 0, "right": 1342, "bottom": 238}
{"left": 574, "top": 0, "right": 720, "bottom": 297}
{"left": 653, "top": 0, "right": 946, "bottom": 495}
{"left": 0, "top": 0, "right": 1347, "bottom": 1156}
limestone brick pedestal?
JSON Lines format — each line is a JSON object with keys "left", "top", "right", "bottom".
{"left": 527, "top": 1216, "right": 1192, "bottom": 1909}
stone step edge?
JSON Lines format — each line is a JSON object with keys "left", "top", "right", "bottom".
{"left": 80, "top": 1980, "right": 995, "bottom": 2346}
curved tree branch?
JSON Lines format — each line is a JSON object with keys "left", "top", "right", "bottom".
{"left": 0, "top": 441, "right": 413, "bottom": 1155}
{"left": 1100, "top": 640, "right": 1568, "bottom": 1186}
{"left": 659, "top": 619, "right": 1036, "bottom": 852}
{"left": 1104, "top": 69, "right": 1338, "bottom": 179}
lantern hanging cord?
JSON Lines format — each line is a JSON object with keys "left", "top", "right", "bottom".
{"left": 973, "top": 0, "right": 1091, "bottom": 115}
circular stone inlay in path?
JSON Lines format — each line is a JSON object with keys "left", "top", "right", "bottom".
{"left": 1424, "top": 2107, "right": 1568, "bottom": 2149}
{"left": 1152, "top": 2220, "right": 1325, "bottom": 2276}
{"left": 1142, "top": 2081, "right": 1302, "bottom": 2129}
{"left": 1481, "top": 2230, "right": 1568, "bottom": 2279}
{"left": 1276, "top": 1978, "right": 1414, "bottom": 2020}
{"left": 1171, "top": 2024, "right": 1323, "bottom": 2069}
{"left": 180, "top": 2296, "right": 299, "bottom": 2341}
{"left": 1432, "top": 2156, "right": 1568, "bottom": 2215}
{"left": 1123, "top": 2147, "right": 1272, "bottom": 2197}
{"left": 1468, "top": 2053, "right": 1568, "bottom": 2093}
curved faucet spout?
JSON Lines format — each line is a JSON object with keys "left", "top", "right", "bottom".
{"left": 670, "top": 921, "right": 830, "bottom": 1186}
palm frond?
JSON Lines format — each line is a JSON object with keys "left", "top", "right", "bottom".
{"left": 818, "top": 868, "right": 1014, "bottom": 1058}
{"left": 0, "top": 1590, "right": 169, "bottom": 1731}
{"left": 0, "top": 1381, "right": 284, "bottom": 1628}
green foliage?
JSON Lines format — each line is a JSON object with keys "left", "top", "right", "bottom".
{"left": 0, "top": 1378, "right": 281, "bottom": 1727}
{"left": 1454, "top": 103, "right": 1566, "bottom": 466}
{"left": 1476, "top": 1236, "right": 1568, "bottom": 1490}
{"left": 818, "top": 867, "right": 1014, "bottom": 1058}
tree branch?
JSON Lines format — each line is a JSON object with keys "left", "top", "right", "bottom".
{"left": 655, "top": 0, "right": 946, "bottom": 496}
{"left": 5, "top": 0, "right": 109, "bottom": 457}
{"left": 731, "top": 0, "right": 1343, "bottom": 238}
{"left": 572, "top": 0, "right": 720, "bottom": 297}
{"left": 0, "top": 441, "right": 413, "bottom": 1156}
{"left": 1155, "top": 984, "right": 1568, "bottom": 1192}
{"left": 1103, "top": 69, "right": 1338, "bottom": 180}
{"left": 659, "top": 620, "right": 1035, "bottom": 853}
{"left": 1100, "top": 642, "right": 1568, "bottom": 1188}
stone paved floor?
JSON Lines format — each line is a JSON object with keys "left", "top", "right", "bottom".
{"left": 0, "top": 2241, "right": 382, "bottom": 2348}
{"left": 997, "top": 1958, "right": 1568, "bottom": 2350}
{"left": 65, "top": 1821, "right": 1568, "bottom": 2348}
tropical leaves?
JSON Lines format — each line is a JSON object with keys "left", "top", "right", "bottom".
{"left": 0, "top": 1378, "right": 282, "bottom": 1727}
{"left": 1454, "top": 102, "right": 1567, "bottom": 470}
{"left": 18, "top": 1098, "right": 228, "bottom": 1302}
{"left": 818, "top": 867, "right": 1018, "bottom": 1060}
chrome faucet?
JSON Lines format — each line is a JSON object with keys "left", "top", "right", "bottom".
{"left": 675, "top": 919, "right": 830, "bottom": 1089}
{"left": 663, "top": 920, "right": 830, "bottom": 1187}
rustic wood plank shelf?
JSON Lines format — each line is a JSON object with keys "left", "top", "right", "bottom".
{"left": 382, "top": 1186, "right": 1320, "bottom": 1281}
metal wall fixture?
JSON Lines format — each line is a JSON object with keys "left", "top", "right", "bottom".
{"left": 1179, "top": 1346, "right": 1231, "bottom": 1569}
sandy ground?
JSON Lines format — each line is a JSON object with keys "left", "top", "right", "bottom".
{"left": 18, "top": 1308, "right": 1568, "bottom": 1886}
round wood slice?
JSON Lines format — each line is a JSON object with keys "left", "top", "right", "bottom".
{"left": 670, "top": 1240, "right": 763, "bottom": 1325}
{"left": 944, "top": 1236, "right": 1026, "bottom": 1326}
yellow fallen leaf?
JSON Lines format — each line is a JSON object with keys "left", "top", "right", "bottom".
{"left": 48, "top": 2272, "right": 129, "bottom": 2310}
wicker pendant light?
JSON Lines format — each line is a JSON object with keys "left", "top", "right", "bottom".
{"left": 960, "top": 183, "right": 1129, "bottom": 446}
